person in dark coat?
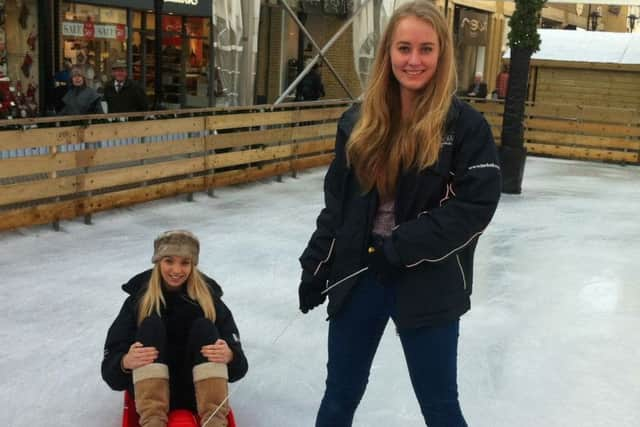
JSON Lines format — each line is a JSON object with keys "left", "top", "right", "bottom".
{"left": 103, "top": 59, "right": 149, "bottom": 113}
{"left": 299, "top": 61, "right": 325, "bottom": 101}
{"left": 466, "top": 71, "right": 488, "bottom": 99}
{"left": 102, "top": 230, "right": 248, "bottom": 427}
{"left": 60, "top": 65, "right": 103, "bottom": 115}
{"left": 298, "top": 2, "right": 501, "bottom": 426}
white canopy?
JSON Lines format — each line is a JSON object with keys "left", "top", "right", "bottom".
{"left": 212, "top": 0, "right": 260, "bottom": 106}
{"left": 544, "top": 1, "right": 640, "bottom": 4}
{"left": 504, "top": 29, "right": 640, "bottom": 64}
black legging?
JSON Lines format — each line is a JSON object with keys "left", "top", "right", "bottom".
{"left": 137, "top": 315, "right": 220, "bottom": 366}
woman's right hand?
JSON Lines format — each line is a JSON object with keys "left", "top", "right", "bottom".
{"left": 121, "top": 342, "right": 159, "bottom": 370}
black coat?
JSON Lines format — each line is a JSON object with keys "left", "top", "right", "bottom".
{"left": 300, "top": 70, "right": 325, "bottom": 101}
{"left": 103, "top": 79, "right": 149, "bottom": 113}
{"left": 60, "top": 86, "right": 103, "bottom": 115}
{"left": 101, "top": 270, "right": 248, "bottom": 410}
{"left": 299, "top": 98, "right": 501, "bottom": 329}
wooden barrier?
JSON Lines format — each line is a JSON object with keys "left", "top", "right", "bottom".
{"left": 1, "top": 99, "right": 638, "bottom": 232}
{"left": 466, "top": 99, "right": 640, "bottom": 165}
{"left": 0, "top": 101, "right": 351, "bottom": 231}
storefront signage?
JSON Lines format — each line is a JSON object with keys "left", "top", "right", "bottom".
{"left": 63, "top": 22, "right": 127, "bottom": 41}
{"left": 459, "top": 10, "right": 488, "bottom": 46}
{"left": 73, "top": 0, "right": 153, "bottom": 9}
{"left": 163, "top": 0, "right": 211, "bottom": 17}
{"left": 65, "top": 0, "right": 212, "bottom": 17}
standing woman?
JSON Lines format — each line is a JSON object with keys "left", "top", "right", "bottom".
{"left": 298, "top": 2, "right": 501, "bottom": 426}
{"left": 60, "top": 65, "right": 103, "bottom": 115}
{"left": 102, "top": 230, "right": 248, "bottom": 427}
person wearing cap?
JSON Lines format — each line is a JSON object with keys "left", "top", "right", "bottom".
{"left": 103, "top": 59, "right": 149, "bottom": 113}
{"left": 101, "top": 230, "right": 248, "bottom": 427}
{"left": 59, "top": 64, "right": 103, "bottom": 115}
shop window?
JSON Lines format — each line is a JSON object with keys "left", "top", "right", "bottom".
{"left": 161, "top": 15, "right": 184, "bottom": 109}
{"left": 453, "top": 6, "right": 489, "bottom": 96}
{"left": 0, "top": 0, "right": 40, "bottom": 118}
{"left": 184, "top": 17, "right": 210, "bottom": 107}
{"left": 131, "top": 11, "right": 155, "bottom": 103}
{"left": 281, "top": 11, "right": 299, "bottom": 99}
{"left": 59, "top": 2, "right": 127, "bottom": 95}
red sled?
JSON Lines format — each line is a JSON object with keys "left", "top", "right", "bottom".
{"left": 122, "top": 390, "right": 237, "bottom": 427}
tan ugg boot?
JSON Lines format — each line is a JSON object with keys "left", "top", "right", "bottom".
{"left": 133, "top": 363, "right": 170, "bottom": 427}
{"left": 193, "top": 362, "right": 229, "bottom": 427}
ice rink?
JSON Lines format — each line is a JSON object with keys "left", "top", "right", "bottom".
{"left": 1, "top": 156, "right": 638, "bottom": 427}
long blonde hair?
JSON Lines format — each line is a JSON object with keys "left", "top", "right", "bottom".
{"left": 137, "top": 264, "right": 216, "bottom": 325}
{"left": 347, "top": 1, "right": 457, "bottom": 200}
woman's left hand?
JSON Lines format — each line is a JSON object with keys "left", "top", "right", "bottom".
{"left": 201, "top": 339, "right": 234, "bottom": 364}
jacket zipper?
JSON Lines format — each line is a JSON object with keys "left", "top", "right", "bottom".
{"left": 456, "top": 254, "right": 467, "bottom": 290}
{"left": 313, "top": 238, "right": 335, "bottom": 277}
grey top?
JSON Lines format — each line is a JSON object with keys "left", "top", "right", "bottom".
{"left": 372, "top": 200, "right": 396, "bottom": 237}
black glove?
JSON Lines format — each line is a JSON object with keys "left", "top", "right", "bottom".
{"left": 367, "top": 234, "right": 402, "bottom": 281}
{"left": 298, "top": 270, "right": 327, "bottom": 314}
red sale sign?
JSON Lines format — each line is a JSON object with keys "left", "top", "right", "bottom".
{"left": 116, "top": 24, "right": 126, "bottom": 41}
{"left": 84, "top": 21, "right": 95, "bottom": 39}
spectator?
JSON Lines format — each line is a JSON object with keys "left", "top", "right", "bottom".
{"left": 495, "top": 64, "right": 509, "bottom": 99}
{"left": 466, "top": 71, "right": 488, "bottom": 99}
{"left": 60, "top": 65, "right": 103, "bottom": 115}
{"left": 103, "top": 59, "right": 148, "bottom": 113}
{"left": 299, "top": 61, "right": 325, "bottom": 101}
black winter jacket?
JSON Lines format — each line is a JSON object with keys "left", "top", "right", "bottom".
{"left": 299, "top": 98, "right": 501, "bottom": 329}
{"left": 103, "top": 79, "right": 149, "bottom": 113}
{"left": 101, "top": 270, "right": 248, "bottom": 410}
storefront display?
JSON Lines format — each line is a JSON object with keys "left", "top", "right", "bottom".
{"left": 60, "top": 2, "right": 127, "bottom": 94}
{"left": 131, "top": 13, "right": 211, "bottom": 108}
{"left": 0, "top": 0, "right": 217, "bottom": 116}
{"left": 0, "top": 0, "right": 39, "bottom": 118}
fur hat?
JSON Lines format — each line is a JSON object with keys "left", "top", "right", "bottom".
{"left": 151, "top": 230, "right": 200, "bottom": 265}
{"left": 71, "top": 65, "right": 85, "bottom": 77}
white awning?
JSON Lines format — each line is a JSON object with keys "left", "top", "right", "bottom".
{"left": 213, "top": 0, "right": 259, "bottom": 106}
{"left": 544, "top": 1, "right": 640, "bottom": 4}
{"left": 504, "top": 29, "right": 640, "bottom": 64}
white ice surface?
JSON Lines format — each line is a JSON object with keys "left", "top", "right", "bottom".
{"left": 1, "top": 157, "right": 639, "bottom": 427}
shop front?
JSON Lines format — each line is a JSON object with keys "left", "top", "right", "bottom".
{"left": 453, "top": 5, "right": 490, "bottom": 96}
{"left": 0, "top": 0, "right": 41, "bottom": 118}
{"left": 56, "top": 0, "right": 215, "bottom": 110}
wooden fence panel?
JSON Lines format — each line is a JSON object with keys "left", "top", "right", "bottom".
{"left": 3, "top": 100, "right": 636, "bottom": 232}
{"left": 0, "top": 102, "right": 349, "bottom": 231}
{"left": 472, "top": 101, "right": 640, "bottom": 164}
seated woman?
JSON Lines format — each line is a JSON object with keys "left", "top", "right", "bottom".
{"left": 101, "top": 230, "right": 248, "bottom": 427}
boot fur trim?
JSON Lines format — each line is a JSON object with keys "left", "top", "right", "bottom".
{"left": 193, "top": 362, "right": 228, "bottom": 382}
{"left": 133, "top": 363, "right": 170, "bottom": 384}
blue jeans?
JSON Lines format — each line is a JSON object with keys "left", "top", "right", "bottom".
{"left": 316, "top": 272, "right": 467, "bottom": 427}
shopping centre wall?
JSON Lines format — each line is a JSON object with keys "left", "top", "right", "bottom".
{"left": 256, "top": 8, "right": 362, "bottom": 104}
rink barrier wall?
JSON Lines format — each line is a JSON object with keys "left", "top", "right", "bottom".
{"left": 466, "top": 99, "right": 640, "bottom": 164}
{"left": 1, "top": 100, "right": 638, "bottom": 232}
{"left": 0, "top": 101, "right": 350, "bottom": 231}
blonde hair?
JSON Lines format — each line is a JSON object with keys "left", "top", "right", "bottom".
{"left": 346, "top": 1, "right": 457, "bottom": 200}
{"left": 137, "top": 264, "right": 216, "bottom": 325}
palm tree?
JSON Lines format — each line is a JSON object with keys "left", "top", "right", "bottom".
{"left": 500, "top": 0, "right": 546, "bottom": 194}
